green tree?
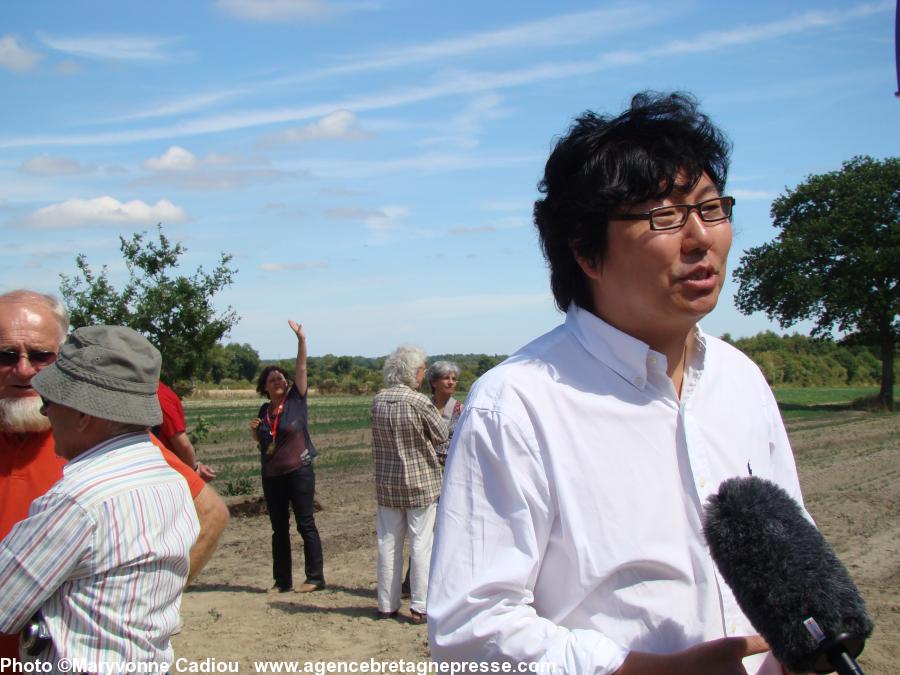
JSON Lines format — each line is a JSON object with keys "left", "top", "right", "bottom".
{"left": 223, "top": 342, "right": 260, "bottom": 381}
{"left": 733, "top": 156, "right": 899, "bottom": 409}
{"left": 60, "top": 224, "right": 238, "bottom": 384}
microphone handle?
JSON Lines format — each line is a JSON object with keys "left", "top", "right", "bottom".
{"left": 827, "top": 647, "right": 866, "bottom": 675}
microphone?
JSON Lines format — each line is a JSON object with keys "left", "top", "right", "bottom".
{"left": 703, "top": 476, "right": 874, "bottom": 675}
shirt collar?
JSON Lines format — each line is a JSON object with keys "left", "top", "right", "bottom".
{"left": 63, "top": 431, "right": 151, "bottom": 474}
{"left": 566, "top": 305, "right": 709, "bottom": 392}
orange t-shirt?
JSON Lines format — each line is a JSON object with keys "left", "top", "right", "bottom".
{"left": 0, "top": 429, "right": 202, "bottom": 660}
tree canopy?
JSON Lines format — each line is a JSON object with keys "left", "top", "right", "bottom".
{"left": 733, "top": 156, "right": 899, "bottom": 409}
{"left": 60, "top": 224, "right": 239, "bottom": 386}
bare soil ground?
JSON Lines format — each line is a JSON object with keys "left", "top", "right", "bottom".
{"left": 174, "top": 411, "right": 899, "bottom": 673}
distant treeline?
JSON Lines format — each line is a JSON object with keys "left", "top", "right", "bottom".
{"left": 197, "top": 333, "right": 890, "bottom": 394}
{"left": 721, "top": 332, "right": 884, "bottom": 387}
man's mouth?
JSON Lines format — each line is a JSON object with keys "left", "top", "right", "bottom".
{"left": 683, "top": 267, "right": 715, "bottom": 281}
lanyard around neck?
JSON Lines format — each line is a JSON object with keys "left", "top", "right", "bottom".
{"left": 266, "top": 400, "right": 284, "bottom": 440}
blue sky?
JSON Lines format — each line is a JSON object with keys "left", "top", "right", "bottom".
{"left": 1, "top": 0, "right": 897, "bottom": 359}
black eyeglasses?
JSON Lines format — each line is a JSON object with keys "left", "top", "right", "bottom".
{"left": 0, "top": 350, "right": 58, "bottom": 368}
{"left": 611, "top": 196, "right": 735, "bottom": 231}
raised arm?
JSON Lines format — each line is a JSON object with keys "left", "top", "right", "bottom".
{"left": 288, "top": 320, "right": 308, "bottom": 396}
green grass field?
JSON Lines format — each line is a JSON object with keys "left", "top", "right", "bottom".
{"left": 186, "top": 386, "right": 893, "bottom": 495}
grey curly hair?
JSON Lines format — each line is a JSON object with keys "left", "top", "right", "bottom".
{"left": 383, "top": 344, "right": 427, "bottom": 388}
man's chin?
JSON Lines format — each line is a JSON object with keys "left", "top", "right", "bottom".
{"left": 0, "top": 397, "right": 51, "bottom": 433}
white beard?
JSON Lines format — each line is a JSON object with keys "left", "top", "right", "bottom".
{"left": 0, "top": 396, "right": 51, "bottom": 433}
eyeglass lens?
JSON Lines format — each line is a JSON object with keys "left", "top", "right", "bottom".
{"left": 0, "top": 351, "right": 58, "bottom": 367}
{"left": 652, "top": 198, "right": 731, "bottom": 229}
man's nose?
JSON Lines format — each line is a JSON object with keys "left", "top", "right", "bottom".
{"left": 12, "top": 353, "right": 39, "bottom": 379}
{"left": 680, "top": 209, "right": 712, "bottom": 251}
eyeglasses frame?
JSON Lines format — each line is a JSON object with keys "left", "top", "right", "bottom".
{"left": 0, "top": 350, "right": 58, "bottom": 368}
{"left": 610, "top": 196, "right": 736, "bottom": 231}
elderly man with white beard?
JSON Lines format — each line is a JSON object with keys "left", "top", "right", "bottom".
{"left": 0, "top": 289, "right": 228, "bottom": 662}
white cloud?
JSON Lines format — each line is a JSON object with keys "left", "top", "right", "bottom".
{"left": 19, "top": 155, "right": 93, "bottom": 176}
{"left": 325, "top": 205, "right": 408, "bottom": 230}
{"left": 104, "top": 89, "right": 250, "bottom": 123}
{"left": 138, "top": 147, "right": 295, "bottom": 190}
{"left": 260, "top": 261, "right": 328, "bottom": 271}
{"left": 37, "top": 32, "right": 177, "bottom": 62}
{"left": 420, "top": 94, "right": 507, "bottom": 149}
{"left": 450, "top": 225, "right": 497, "bottom": 235}
{"left": 308, "top": 5, "right": 674, "bottom": 79}
{"left": 215, "top": 0, "right": 331, "bottom": 21}
{"left": 134, "top": 167, "right": 300, "bottom": 191}
{"left": 259, "top": 110, "right": 371, "bottom": 146}
{"left": 143, "top": 146, "right": 198, "bottom": 171}
{"left": 731, "top": 189, "right": 776, "bottom": 201}
{"left": 20, "top": 196, "right": 187, "bottom": 229}
{"left": 0, "top": 35, "right": 42, "bottom": 73}
{"left": 0, "top": 3, "right": 889, "bottom": 151}
{"left": 54, "top": 60, "right": 83, "bottom": 75}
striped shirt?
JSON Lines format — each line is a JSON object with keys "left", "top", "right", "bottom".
{"left": 371, "top": 384, "right": 448, "bottom": 508}
{"left": 0, "top": 432, "right": 200, "bottom": 671}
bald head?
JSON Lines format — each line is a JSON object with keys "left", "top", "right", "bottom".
{"left": 0, "top": 290, "right": 69, "bottom": 432}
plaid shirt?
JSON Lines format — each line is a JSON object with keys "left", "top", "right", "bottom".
{"left": 371, "top": 384, "right": 448, "bottom": 508}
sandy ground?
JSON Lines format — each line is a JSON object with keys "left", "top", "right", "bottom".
{"left": 174, "top": 412, "right": 899, "bottom": 673}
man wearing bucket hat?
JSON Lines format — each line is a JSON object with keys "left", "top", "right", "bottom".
{"left": 0, "top": 325, "right": 200, "bottom": 669}
{"left": 0, "top": 290, "right": 229, "bottom": 662}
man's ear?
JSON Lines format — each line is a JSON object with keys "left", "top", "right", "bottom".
{"left": 76, "top": 411, "right": 94, "bottom": 434}
{"left": 574, "top": 253, "right": 603, "bottom": 282}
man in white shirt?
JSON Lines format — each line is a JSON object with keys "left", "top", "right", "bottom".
{"left": 427, "top": 92, "right": 805, "bottom": 674}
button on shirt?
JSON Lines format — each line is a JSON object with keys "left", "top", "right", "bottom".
{"left": 0, "top": 432, "right": 200, "bottom": 670}
{"left": 428, "top": 306, "right": 805, "bottom": 675}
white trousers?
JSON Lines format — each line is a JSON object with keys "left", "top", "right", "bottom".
{"left": 376, "top": 501, "right": 437, "bottom": 614}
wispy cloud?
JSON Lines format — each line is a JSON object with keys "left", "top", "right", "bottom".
{"left": 54, "top": 60, "right": 83, "bottom": 75}
{"left": 17, "top": 196, "right": 187, "bottom": 229}
{"left": 307, "top": 4, "right": 675, "bottom": 79}
{"left": 260, "top": 261, "right": 329, "bottom": 271}
{"left": 0, "top": 34, "right": 42, "bottom": 73}
{"left": 37, "top": 32, "right": 179, "bottom": 62}
{"left": 19, "top": 155, "right": 94, "bottom": 176}
{"left": 1, "top": 3, "right": 889, "bottom": 150}
{"left": 106, "top": 89, "right": 251, "bottom": 123}
{"left": 137, "top": 146, "right": 300, "bottom": 190}
{"left": 215, "top": 0, "right": 332, "bottom": 22}
{"left": 325, "top": 205, "right": 409, "bottom": 230}
{"left": 731, "top": 189, "right": 776, "bottom": 201}
{"left": 419, "top": 95, "right": 508, "bottom": 150}
{"left": 258, "top": 110, "right": 373, "bottom": 147}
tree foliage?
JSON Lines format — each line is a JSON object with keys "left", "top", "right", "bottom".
{"left": 733, "top": 156, "right": 899, "bottom": 409}
{"left": 204, "top": 342, "right": 260, "bottom": 383}
{"left": 60, "top": 224, "right": 239, "bottom": 385}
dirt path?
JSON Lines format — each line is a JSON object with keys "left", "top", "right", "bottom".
{"left": 174, "top": 412, "right": 899, "bottom": 673}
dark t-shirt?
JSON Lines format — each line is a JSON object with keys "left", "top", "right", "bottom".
{"left": 257, "top": 383, "right": 317, "bottom": 478}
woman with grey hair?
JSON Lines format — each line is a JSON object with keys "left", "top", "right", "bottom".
{"left": 370, "top": 344, "right": 448, "bottom": 624}
{"left": 426, "top": 360, "right": 463, "bottom": 463}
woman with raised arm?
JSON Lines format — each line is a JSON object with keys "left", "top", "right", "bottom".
{"left": 250, "top": 320, "right": 325, "bottom": 594}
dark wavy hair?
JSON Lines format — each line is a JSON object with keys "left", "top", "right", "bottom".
{"left": 533, "top": 91, "right": 732, "bottom": 312}
{"left": 255, "top": 365, "right": 291, "bottom": 398}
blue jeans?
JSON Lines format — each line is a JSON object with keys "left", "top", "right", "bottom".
{"left": 262, "top": 465, "right": 325, "bottom": 590}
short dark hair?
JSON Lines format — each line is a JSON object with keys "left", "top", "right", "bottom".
{"left": 533, "top": 91, "right": 732, "bottom": 312}
{"left": 255, "top": 365, "right": 291, "bottom": 398}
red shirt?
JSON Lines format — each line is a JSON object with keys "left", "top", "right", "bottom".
{"left": 0, "top": 428, "right": 203, "bottom": 659}
{"left": 156, "top": 381, "right": 187, "bottom": 450}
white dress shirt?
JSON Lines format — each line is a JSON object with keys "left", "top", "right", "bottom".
{"left": 428, "top": 306, "right": 805, "bottom": 674}
{"left": 0, "top": 432, "right": 200, "bottom": 672}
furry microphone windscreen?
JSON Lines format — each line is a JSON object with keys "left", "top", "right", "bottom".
{"left": 703, "top": 476, "right": 873, "bottom": 674}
